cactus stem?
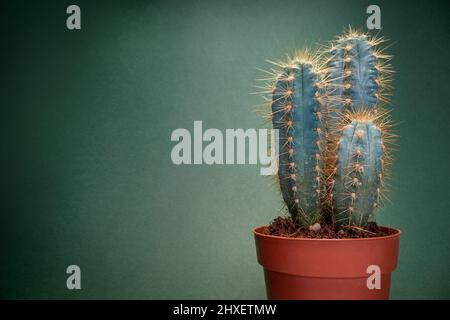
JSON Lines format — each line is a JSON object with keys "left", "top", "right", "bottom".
{"left": 258, "top": 50, "right": 329, "bottom": 226}
{"left": 329, "top": 108, "right": 395, "bottom": 227}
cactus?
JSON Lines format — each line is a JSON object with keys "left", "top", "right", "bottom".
{"left": 261, "top": 52, "right": 328, "bottom": 227}
{"left": 326, "top": 28, "right": 392, "bottom": 117}
{"left": 330, "top": 112, "right": 390, "bottom": 227}
{"left": 257, "top": 29, "right": 394, "bottom": 230}
{"left": 325, "top": 29, "right": 394, "bottom": 227}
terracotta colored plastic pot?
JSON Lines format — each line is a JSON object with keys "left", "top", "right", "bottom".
{"left": 253, "top": 226, "right": 401, "bottom": 300}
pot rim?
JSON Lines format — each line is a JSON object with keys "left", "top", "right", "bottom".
{"left": 253, "top": 225, "right": 401, "bottom": 242}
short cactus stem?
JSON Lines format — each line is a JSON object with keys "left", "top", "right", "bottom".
{"left": 332, "top": 117, "right": 384, "bottom": 227}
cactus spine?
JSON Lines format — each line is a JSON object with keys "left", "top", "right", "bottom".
{"left": 267, "top": 53, "right": 327, "bottom": 227}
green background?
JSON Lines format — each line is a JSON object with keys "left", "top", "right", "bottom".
{"left": 2, "top": 0, "right": 450, "bottom": 299}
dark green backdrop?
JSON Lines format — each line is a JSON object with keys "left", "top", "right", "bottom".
{"left": 2, "top": 0, "right": 450, "bottom": 299}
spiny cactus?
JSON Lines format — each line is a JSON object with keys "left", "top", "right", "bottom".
{"left": 326, "top": 28, "right": 393, "bottom": 117}
{"left": 325, "top": 29, "right": 395, "bottom": 227}
{"left": 330, "top": 111, "right": 393, "bottom": 227}
{"left": 257, "top": 29, "right": 394, "bottom": 230}
{"left": 257, "top": 52, "right": 328, "bottom": 226}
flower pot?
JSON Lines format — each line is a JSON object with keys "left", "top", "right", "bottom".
{"left": 253, "top": 226, "right": 401, "bottom": 300}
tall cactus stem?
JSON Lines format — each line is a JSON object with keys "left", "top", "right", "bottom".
{"left": 259, "top": 52, "right": 329, "bottom": 227}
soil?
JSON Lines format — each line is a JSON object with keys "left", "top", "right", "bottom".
{"left": 264, "top": 216, "right": 395, "bottom": 239}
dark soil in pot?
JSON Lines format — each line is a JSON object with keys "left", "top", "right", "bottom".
{"left": 265, "top": 216, "right": 397, "bottom": 239}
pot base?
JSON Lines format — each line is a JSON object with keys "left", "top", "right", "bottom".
{"left": 264, "top": 269, "right": 391, "bottom": 300}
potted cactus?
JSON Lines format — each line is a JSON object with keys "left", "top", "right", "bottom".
{"left": 253, "top": 29, "right": 401, "bottom": 300}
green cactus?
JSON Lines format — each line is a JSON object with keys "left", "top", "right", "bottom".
{"left": 259, "top": 52, "right": 328, "bottom": 227}
{"left": 325, "top": 29, "right": 394, "bottom": 227}
{"left": 330, "top": 113, "right": 390, "bottom": 227}
{"left": 326, "top": 28, "right": 393, "bottom": 117}
{"left": 258, "top": 29, "right": 394, "bottom": 230}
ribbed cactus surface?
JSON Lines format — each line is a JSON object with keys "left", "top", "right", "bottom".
{"left": 327, "top": 30, "right": 390, "bottom": 117}
{"left": 331, "top": 118, "right": 384, "bottom": 226}
{"left": 271, "top": 58, "right": 327, "bottom": 226}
